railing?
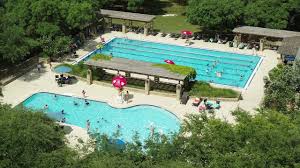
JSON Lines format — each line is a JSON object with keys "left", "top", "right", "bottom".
{"left": 0, "top": 56, "right": 39, "bottom": 81}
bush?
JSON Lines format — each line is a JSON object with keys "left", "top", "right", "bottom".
{"left": 153, "top": 63, "right": 197, "bottom": 81}
{"left": 91, "top": 54, "right": 112, "bottom": 61}
{"left": 189, "top": 81, "right": 240, "bottom": 98}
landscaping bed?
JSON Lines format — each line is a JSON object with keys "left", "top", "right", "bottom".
{"left": 189, "top": 81, "right": 240, "bottom": 99}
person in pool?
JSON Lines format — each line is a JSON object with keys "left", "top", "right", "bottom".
{"left": 85, "top": 100, "right": 90, "bottom": 105}
{"left": 61, "top": 110, "right": 65, "bottom": 115}
{"left": 73, "top": 101, "right": 78, "bottom": 106}
{"left": 44, "top": 104, "right": 48, "bottom": 109}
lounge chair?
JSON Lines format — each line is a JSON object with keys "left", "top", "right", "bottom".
{"left": 180, "top": 92, "right": 189, "bottom": 105}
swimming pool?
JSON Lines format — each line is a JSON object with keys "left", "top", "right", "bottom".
{"left": 84, "top": 38, "right": 262, "bottom": 88}
{"left": 22, "top": 92, "right": 180, "bottom": 142}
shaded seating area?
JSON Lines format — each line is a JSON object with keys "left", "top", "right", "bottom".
{"left": 278, "top": 36, "right": 300, "bottom": 64}
{"left": 55, "top": 74, "right": 76, "bottom": 87}
{"left": 100, "top": 9, "right": 156, "bottom": 36}
{"left": 233, "top": 26, "right": 300, "bottom": 51}
{"left": 84, "top": 57, "right": 188, "bottom": 101}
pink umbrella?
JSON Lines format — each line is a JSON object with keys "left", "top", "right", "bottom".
{"left": 164, "top": 60, "right": 175, "bottom": 65}
{"left": 112, "top": 75, "right": 127, "bottom": 89}
{"left": 181, "top": 30, "right": 193, "bottom": 36}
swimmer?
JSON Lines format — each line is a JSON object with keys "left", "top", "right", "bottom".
{"left": 61, "top": 117, "right": 66, "bottom": 123}
{"left": 86, "top": 120, "right": 90, "bottom": 132}
{"left": 97, "top": 120, "right": 100, "bottom": 123}
{"left": 54, "top": 94, "right": 57, "bottom": 98}
{"left": 61, "top": 110, "right": 65, "bottom": 115}
{"left": 73, "top": 101, "right": 78, "bottom": 106}
{"left": 117, "top": 124, "right": 121, "bottom": 128}
{"left": 44, "top": 104, "right": 48, "bottom": 109}
{"left": 85, "top": 100, "right": 90, "bottom": 105}
{"left": 240, "top": 74, "right": 244, "bottom": 81}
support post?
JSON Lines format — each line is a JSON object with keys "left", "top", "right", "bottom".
{"left": 109, "top": 18, "right": 112, "bottom": 30}
{"left": 234, "top": 34, "right": 242, "bottom": 47}
{"left": 176, "top": 84, "right": 183, "bottom": 101}
{"left": 260, "top": 38, "right": 265, "bottom": 51}
{"left": 87, "top": 68, "right": 93, "bottom": 85}
{"left": 144, "top": 23, "right": 148, "bottom": 36}
{"left": 122, "top": 20, "right": 126, "bottom": 34}
{"left": 145, "top": 78, "right": 151, "bottom": 95}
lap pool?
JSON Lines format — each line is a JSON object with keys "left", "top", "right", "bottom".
{"left": 22, "top": 92, "right": 180, "bottom": 142}
{"left": 84, "top": 38, "right": 262, "bottom": 88}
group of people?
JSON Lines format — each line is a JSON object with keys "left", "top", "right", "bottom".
{"left": 193, "top": 97, "right": 221, "bottom": 112}
{"left": 117, "top": 89, "right": 130, "bottom": 104}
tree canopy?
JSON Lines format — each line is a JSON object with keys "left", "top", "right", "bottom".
{"left": 187, "top": 0, "right": 244, "bottom": 31}
{"left": 263, "top": 60, "right": 300, "bottom": 114}
{"left": 0, "top": 0, "right": 102, "bottom": 64}
{"left": 0, "top": 104, "right": 76, "bottom": 168}
{"left": 186, "top": 0, "right": 300, "bottom": 31}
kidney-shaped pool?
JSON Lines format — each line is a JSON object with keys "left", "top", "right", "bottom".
{"left": 22, "top": 92, "right": 180, "bottom": 142}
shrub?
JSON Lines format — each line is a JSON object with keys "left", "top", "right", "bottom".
{"left": 153, "top": 63, "right": 197, "bottom": 81}
{"left": 189, "top": 81, "right": 240, "bottom": 98}
{"left": 91, "top": 54, "right": 112, "bottom": 61}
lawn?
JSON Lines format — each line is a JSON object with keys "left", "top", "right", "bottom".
{"left": 189, "top": 82, "right": 240, "bottom": 98}
{"left": 153, "top": 0, "right": 200, "bottom": 33}
{"left": 111, "top": 0, "right": 200, "bottom": 33}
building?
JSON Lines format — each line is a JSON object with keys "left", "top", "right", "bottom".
{"left": 278, "top": 36, "right": 300, "bottom": 63}
{"left": 233, "top": 26, "right": 300, "bottom": 51}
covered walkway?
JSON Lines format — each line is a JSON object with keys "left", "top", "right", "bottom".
{"left": 84, "top": 57, "right": 187, "bottom": 100}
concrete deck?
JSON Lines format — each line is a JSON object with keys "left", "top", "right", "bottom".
{"left": 0, "top": 31, "right": 279, "bottom": 146}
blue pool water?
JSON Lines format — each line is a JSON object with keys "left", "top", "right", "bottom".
{"left": 54, "top": 66, "right": 72, "bottom": 74}
{"left": 22, "top": 92, "right": 180, "bottom": 142}
{"left": 85, "top": 38, "right": 261, "bottom": 88}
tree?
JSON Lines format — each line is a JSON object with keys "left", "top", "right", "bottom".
{"left": 263, "top": 61, "right": 300, "bottom": 114}
{"left": 0, "top": 104, "right": 76, "bottom": 168}
{"left": 186, "top": 0, "right": 244, "bottom": 31}
{"left": 0, "top": 25, "right": 38, "bottom": 63}
{"left": 244, "top": 0, "right": 291, "bottom": 29}
{"left": 127, "top": 0, "right": 144, "bottom": 12}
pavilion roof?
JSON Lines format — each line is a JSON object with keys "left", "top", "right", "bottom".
{"left": 85, "top": 57, "right": 187, "bottom": 81}
{"left": 278, "top": 36, "right": 300, "bottom": 56}
{"left": 100, "top": 9, "right": 156, "bottom": 22}
{"left": 233, "top": 26, "right": 300, "bottom": 39}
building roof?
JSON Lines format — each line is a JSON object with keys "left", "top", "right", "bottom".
{"left": 233, "top": 26, "right": 300, "bottom": 39}
{"left": 85, "top": 57, "right": 187, "bottom": 81}
{"left": 278, "top": 36, "right": 300, "bottom": 56}
{"left": 100, "top": 9, "right": 156, "bottom": 22}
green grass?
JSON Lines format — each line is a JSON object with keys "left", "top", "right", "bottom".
{"left": 189, "top": 82, "right": 240, "bottom": 98}
{"left": 153, "top": 1, "right": 200, "bottom": 33}
{"left": 153, "top": 63, "right": 196, "bottom": 80}
{"left": 91, "top": 54, "right": 112, "bottom": 61}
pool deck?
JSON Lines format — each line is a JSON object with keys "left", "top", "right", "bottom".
{"left": 0, "top": 31, "right": 279, "bottom": 147}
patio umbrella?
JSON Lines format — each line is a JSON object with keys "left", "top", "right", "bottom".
{"left": 109, "top": 138, "right": 126, "bottom": 150}
{"left": 54, "top": 66, "right": 72, "bottom": 74}
{"left": 181, "top": 30, "right": 193, "bottom": 36}
{"left": 164, "top": 59, "right": 175, "bottom": 65}
{"left": 112, "top": 75, "right": 127, "bottom": 89}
